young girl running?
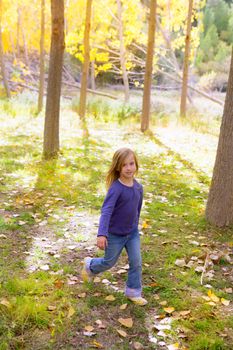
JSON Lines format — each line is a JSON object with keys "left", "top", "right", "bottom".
{"left": 81, "top": 147, "right": 147, "bottom": 306}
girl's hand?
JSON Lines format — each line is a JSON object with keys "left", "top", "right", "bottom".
{"left": 97, "top": 236, "right": 108, "bottom": 250}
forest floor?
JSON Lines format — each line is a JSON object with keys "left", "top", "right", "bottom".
{"left": 0, "top": 96, "right": 233, "bottom": 350}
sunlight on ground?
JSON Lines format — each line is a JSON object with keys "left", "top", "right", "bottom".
{"left": 155, "top": 125, "right": 218, "bottom": 177}
{"left": 25, "top": 210, "right": 99, "bottom": 273}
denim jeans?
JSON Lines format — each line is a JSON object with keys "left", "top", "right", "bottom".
{"left": 89, "top": 228, "right": 142, "bottom": 297}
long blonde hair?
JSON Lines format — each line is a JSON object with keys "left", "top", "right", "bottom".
{"left": 106, "top": 148, "right": 139, "bottom": 189}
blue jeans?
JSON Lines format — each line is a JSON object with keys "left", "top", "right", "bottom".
{"left": 89, "top": 229, "right": 142, "bottom": 297}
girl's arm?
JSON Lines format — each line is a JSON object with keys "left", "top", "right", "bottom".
{"left": 98, "top": 183, "right": 120, "bottom": 237}
{"left": 137, "top": 186, "right": 143, "bottom": 219}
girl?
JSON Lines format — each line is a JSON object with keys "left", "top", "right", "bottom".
{"left": 81, "top": 148, "right": 147, "bottom": 306}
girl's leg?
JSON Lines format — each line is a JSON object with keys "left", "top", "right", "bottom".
{"left": 90, "top": 233, "right": 126, "bottom": 274}
{"left": 125, "top": 229, "right": 142, "bottom": 298}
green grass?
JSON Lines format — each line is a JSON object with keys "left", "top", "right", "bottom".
{"left": 0, "top": 92, "right": 232, "bottom": 349}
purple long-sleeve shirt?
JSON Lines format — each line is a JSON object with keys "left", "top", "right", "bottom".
{"left": 98, "top": 179, "right": 143, "bottom": 237}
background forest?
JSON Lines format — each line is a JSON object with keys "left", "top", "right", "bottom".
{"left": 0, "top": 0, "right": 233, "bottom": 350}
{"left": 1, "top": 0, "right": 233, "bottom": 96}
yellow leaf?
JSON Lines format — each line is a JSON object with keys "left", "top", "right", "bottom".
{"left": 164, "top": 306, "right": 175, "bottom": 314}
{"left": 160, "top": 301, "right": 167, "bottom": 306}
{"left": 117, "top": 329, "right": 127, "bottom": 337}
{"left": 67, "top": 306, "right": 75, "bottom": 318}
{"left": 120, "top": 303, "right": 128, "bottom": 310}
{"left": 90, "top": 340, "right": 104, "bottom": 348}
{"left": 118, "top": 317, "right": 133, "bottom": 328}
{"left": 208, "top": 290, "right": 219, "bottom": 303}
{"left": 142, "top": 221, "right": 149, "bottom": 229}
{"left": 167, "top": 343, "right": 180, "bottom": 350}
{"left": 105, "top": 295, "right": 116, "bottom": 301}
{"left": 84, "top": 325, "right": 94, "bottom": 332}
{"left": 221, "top": 298, "right": 230, "bottom": 306}
{"left": 0, "top": 298, "right": 11, "bottom": 308}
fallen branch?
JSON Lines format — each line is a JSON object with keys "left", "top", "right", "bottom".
{"left": 157, "top": 69, "right": 224, "bottom": 106}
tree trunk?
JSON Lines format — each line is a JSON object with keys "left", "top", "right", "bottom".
{"left": 90, "top": 60, "right": 95, "bottom": 90}
{"left": 38, "top": 0, "right": 45, "bottom": 113}
{"left": 0, "top": 0, "right": 11, "bottom": 98}
{"left": 141, "top": 0, "right": 156, "bottom": 132}
{"left": 116, "top": 0, "right": 130, "bottom": 102}
{"left": 180, "top": 0, "right": 193, "bottom": 118}
{"left": 43, "top": 0, "right": 64, "bottom": 159}
{"left": 206, "top": 47, "right": 233, "bottom": 227}
{"left": 22, "top": 25, "right": 29, "bottom": 66}
{"left": 17, "top": 6, "right": 20, "bottom": 56}
{"left": 79, "top": 0, "right": 92, "bottom": 120}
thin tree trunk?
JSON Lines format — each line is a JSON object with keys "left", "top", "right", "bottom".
{"left": 38, "top": 0, "right": 45, "bottom": 113}
{"left": 79, "top": 0, "right": 92, "bottom": 120}
{"left": 90, "top": 60, "right": 95, "bottom": 90}
{"left": 9, "top": 33, "right": 16, "bottom": 60}
{"left": 22, "top": 25, "right": 29, "bottom": 66}
{"left": 0, "top": 0, "right": 11, "bottom": 98}
{"left": 116, "top": 0, "right": 129, "bottom": 102}
{"left": 17, "top": 6, "right": 20, "bottom": 56}
{"left": 180, "top": 0, "right": 193, "bottom": 118}
{"left": 206, "top": 47, "right": 233, "bottom": 227}
{"left": 141, "top": 0, "right": 156, "bottom": 132}
{"left": 43, "top": 0, "right": 64, "bottom": 159}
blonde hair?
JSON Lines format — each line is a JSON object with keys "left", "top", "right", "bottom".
{"left": 106, "top": 148, "right": 139, "bottom": 189}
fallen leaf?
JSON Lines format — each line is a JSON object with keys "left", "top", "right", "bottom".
{"left": 117, "top": 269, "right": 127, "bottom": 274}
{"left": 95, "top": 320, "right": 106, "bottom": 329}
{"left": 93, "top": 277, "right": 101, "bottom": 283}
{"left": 175, "top": 259, "right": 186, "bottom": 267}
{"left": 105, "top": 295, "right": 116, "bottom": 301}
{"left": 90, "top": 340, "right": 104, "bottom": 348}
{"left": 221, "top": 298, "right": 230, "bottom": 306}
{"left": 167, "top": 343, "right": 180, "bottom": 350}
{"left": 164, "top": 307, "right": 175, "bottom": 314}
{"left": 120, "top": 303, "right": 128, "bottom": 310}
{"left": 208, "top": 290, "right": 220, "bottom": 303}
{"left": 133, "top": 341, "right": 144, "bottom": 349}
{"left": 0, "top": 298, "right": 11, "bottom": 308}
{"left": 159, "top": 301, "right": 167, "bottom": 306}
{"left": 142, "top": 221, "right": 149, "bottom": 229}
{"left": 118, "top": 317, "right": 133, "bottom": 328}
{"left": 78, "top": 293, "right": 87, "bottom": 298}
{"left": 47, "top": 305, "right": 56, "bottom": 311}
{"left": 179, "top": 310, "right": 191, "bottom": 317}
{"left": 40, "top": 264, "right": 50, "bottom": 271}
{"left": 225, "top": 288, "right": 232, "bottom": 294}
{"left": 67, "top": 306, "right": 75, "bottom": 318}
{"left": 54, "top": 280, "right": 64, "bottom": 289}
{"left": 84, "top": 325, "right": 94, "bottom": 332}
{"left": 117, "top": 329, "right": 127, "bottom": 337}
{"left": 206, "top": 301, "right": 216, "bottom": 306}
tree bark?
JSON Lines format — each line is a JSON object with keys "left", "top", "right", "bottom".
{"left": 79, "top": 0, "right": 92, "bottom": 120}
{"left": 116, "top": 0, "right": 130, "bottom": 103}
{"left": 38, "top": 0, "right": 45, "bottom": 113}
{"left": 43, "top": 0, "right": 64, "bottom": 159}
{"left": 90, "top": 60, "right": 95, "bottom": 90}
{"left": 206, "top": 47, "right": 233, "bottom": 227}
{"left": 180, "top": 0, "right": 193, "bottom": 118}
{"left": 141, "top": 0, "right": 156, "bottom": 132}
{"left": 0, "top": 0, "right": 11, "bottom": 98}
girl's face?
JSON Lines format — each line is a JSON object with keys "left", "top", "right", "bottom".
{"left": 120, "top": 153, "right": 137, "bottom": 180}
